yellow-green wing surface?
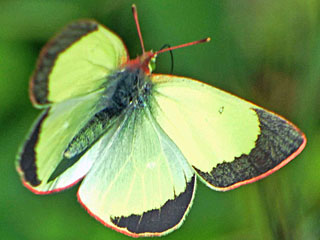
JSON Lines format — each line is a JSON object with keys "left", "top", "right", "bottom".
{"left": 17, "top": 90, "right": 111, "bottom": 193}
{"left": 30, "top": 20, "right": 128, "bottom": 107}
{"left": 150, "top": 74, "right": 306, "bottom": 191}
{"left": 78, "top": 106, "right": 195, "bottom": 237}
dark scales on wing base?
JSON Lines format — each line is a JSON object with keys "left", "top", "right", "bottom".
{"left": 110, "top": 175, "right": 195, "bottom": 234}
{"left": 19, "top": 110, "right": 49, "bottom": 186}
{"left": 195, "top": 108, "right": 304, "bottom": 188}
{"left": 32, "top": 21, "right": 98, "bottom": 105}
{"left": 47, "top": 68, "right": 152, "bottom": 182}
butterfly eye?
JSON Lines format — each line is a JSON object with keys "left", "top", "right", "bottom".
{"left": 148, "top": 56, "right": 157, "bottom": 73}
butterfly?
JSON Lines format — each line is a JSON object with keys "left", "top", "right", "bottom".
{"left": 17, "top": 4, "right": 306, "bottom": 237}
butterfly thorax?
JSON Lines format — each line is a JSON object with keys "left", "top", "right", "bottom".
{"left": 102, "top": 66, "right": 152, "bottom": 112}
{"left": 61, "top": 66, "right": 152, "bottom": 164}
{"left": 100, "top": 51, "right": 156, "bottom": 113}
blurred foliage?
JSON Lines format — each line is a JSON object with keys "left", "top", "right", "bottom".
{"left": 1, "top": 0, "right": 319, "bottom": 239}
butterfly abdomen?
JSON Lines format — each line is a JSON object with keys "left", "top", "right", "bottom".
{"left": 47, "top": 108, "right": 120, "bottom": 183}
{"left": 63, "top": 115, "right": 109, "bottom": 159}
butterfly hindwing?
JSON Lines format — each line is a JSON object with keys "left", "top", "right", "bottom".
{"left": 17, "top": 90, "right": 109, "bottom": 193}
{"left": 78, "top": 105, "right": 196, "bottom": 237}
{"left": 30, "top": 20, "right": 128, "bottom": 107}
{"left": 150, "top": 74, "right": 306, "bottom": 191}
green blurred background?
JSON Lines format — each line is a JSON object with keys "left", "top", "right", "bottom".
{"left": 1, "top": 0, "right": 319, "bottom": 239}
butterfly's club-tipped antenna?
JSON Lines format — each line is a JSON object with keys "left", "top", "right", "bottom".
{"left": 155, "top": 38, "right": 211, "bottom": 55}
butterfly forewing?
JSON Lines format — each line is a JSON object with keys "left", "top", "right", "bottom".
{"left": 30, "top": 20, "right": 128, "bottom": 107}
{"left": 150, "top": 74, "right": 306, "bottom": 191}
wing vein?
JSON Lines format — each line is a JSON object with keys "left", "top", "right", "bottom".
{"left": 144, "top": 105, "right": 175, "bottom": 200}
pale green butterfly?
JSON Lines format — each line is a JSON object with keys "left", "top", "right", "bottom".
{"left": 17, "top": 4, "right": 306, "bottom": 237}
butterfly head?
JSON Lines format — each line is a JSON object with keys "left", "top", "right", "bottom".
{"left": 148, "top": 54, "right": 157, "bottom": 73}
{"left": 126, "top": 51, "right": 157, "bottom": 75}
{"left": 131, "top": 4, "right": 210, "bottom": 75}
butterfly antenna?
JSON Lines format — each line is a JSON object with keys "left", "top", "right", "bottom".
{"left": 132, "top": 4, "right": 145, "bottom": 53}
{"left": 160, "top": 44, "right": 174, "bottom": 74}
{"left": 155, "top": 38, "right": 211, "bottom": 55}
